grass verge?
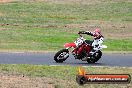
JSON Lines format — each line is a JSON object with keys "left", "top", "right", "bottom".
{"left": 0, "top": 0, "right": 131, "bottom": 51}
{"left": 0, "top": 64, "right": 132, "bottom": 88}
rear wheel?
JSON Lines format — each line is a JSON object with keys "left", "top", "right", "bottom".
{"left": 87, "top": 50, "right": 102, "bottom": 63}
{"left": 94, "top": 50, "right": 102, "bottom": 62}
{"left": 54, "top": 49, "right": 69, "bottom": 63}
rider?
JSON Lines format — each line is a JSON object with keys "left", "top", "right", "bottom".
{"left": 78, "top": 28, "right": 104, "bottom": 57}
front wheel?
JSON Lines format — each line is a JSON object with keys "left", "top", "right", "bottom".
{"left": 54, "top": 49, "right": 69, "bottom": 63}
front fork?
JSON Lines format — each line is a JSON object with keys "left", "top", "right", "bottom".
{"left": 64, "top": 53, "right": 69, "bottom": 58}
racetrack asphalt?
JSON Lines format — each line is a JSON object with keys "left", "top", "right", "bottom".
{"left": 0, "top": 52, "right": 131, "bottom": 67}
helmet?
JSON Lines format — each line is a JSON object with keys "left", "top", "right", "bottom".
{"left": 94, "top": 28, "right": 101, "bottom": 34}
{"left": 93, "top": 28, "right": 101, "bottom": 38}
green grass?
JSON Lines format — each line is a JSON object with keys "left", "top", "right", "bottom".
{"left": 0, "top": 0, "right": 132, "bottom": 51}
{"left": 0, "top": 27, "right": 131, "bottom": 51}
{"left": 0, "top": 64, "right": 132, "bottom": 88}
{"left": 104, "top": 39, "right": 132, "bottom": 51}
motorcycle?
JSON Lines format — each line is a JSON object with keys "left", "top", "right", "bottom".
{"left": 54, "top": 34, "right": 107, "bottom": 63}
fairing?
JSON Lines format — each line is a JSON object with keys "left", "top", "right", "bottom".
{"left": 64, "top": 42, "right": 76, "bottom": 48}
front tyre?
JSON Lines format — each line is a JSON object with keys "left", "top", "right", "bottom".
{"left": 54, "top": 49, "right": 69, "bottom": 63}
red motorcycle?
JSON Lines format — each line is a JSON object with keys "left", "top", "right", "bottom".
{"left": 54, "top": 34, "right": 107, "bottom": 63}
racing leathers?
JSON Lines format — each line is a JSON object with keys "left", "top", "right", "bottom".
{"left": 78, "top": 31, "right": 104, "bottom": 56}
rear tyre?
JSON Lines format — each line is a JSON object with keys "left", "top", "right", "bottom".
{"left": 94, "top": 50, "right": 102, "bottom": 62}
{"left": 54, "top": 49, "right": 69, "bottom": 63}
{"left": 87, "top": 50, "right": 102, "bottom": 63}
